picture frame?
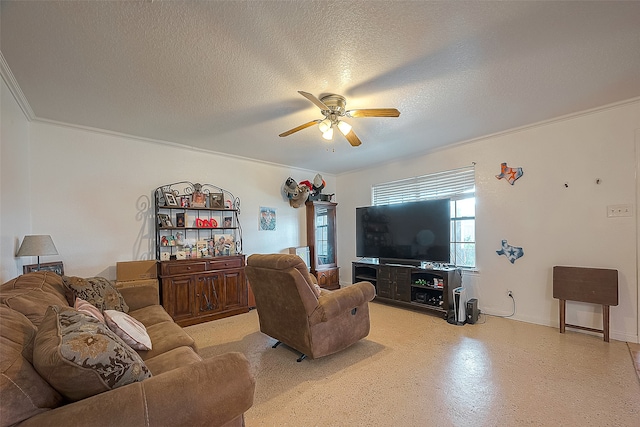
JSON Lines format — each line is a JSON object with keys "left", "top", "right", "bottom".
{"left": 259, "top": 207, "right": 276, "bottom": 231}
{"left": 164, "top": 192, "right": 178, "bottom": 206}
{"left": 23, "top": 261, "right": 64, "bottom": 275}
{"left": 158, "top": 213, "right": 173, "bottom": 228}
{"left": 191, "top": 191, "right": 207, "bottom": 208}
{"left": 213, "top": 234, "right": 235, "bottom": 256}
{"left": 209, "top": 193, "right": 224, "bottom": 209}
{"left": 176, "top": 213, "right": 185, "bottom": 227}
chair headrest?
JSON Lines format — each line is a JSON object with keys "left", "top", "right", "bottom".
{"left": 247, "top": 253, "right": 307, "bottom": 271}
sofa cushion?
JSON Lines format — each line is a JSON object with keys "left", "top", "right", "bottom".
{"left": 143, "top": 346, "right": 202, "bottom": 376}
{"left": 0, "top": 272, "right": 71, "bottom": 327}
{"left": 0, "top": 305, "right": 63, "bottom": 427}
{"left": 104, "top": 309, "right": 152, "bottom": 351}
{"left": 136, "top": 321, "right": 197, "bottom": 361}
{"left": 74, "top": 297, "right": 105, "bottom": 322}
{"left": 128, "top": 304, "right": 175, "bottom": 327}
{"left": 33, "top": 306, "right": 151, "bottom": 402}
{"left": 62, "top": 276, "right": 129, "bottom": 313}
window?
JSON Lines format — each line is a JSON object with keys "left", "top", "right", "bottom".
{"left": 372, "top": 166, "right": 475, "bottom": 268}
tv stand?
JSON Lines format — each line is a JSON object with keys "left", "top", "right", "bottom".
{"left": 352, "top": 260, "right": 462, "bottom": 319}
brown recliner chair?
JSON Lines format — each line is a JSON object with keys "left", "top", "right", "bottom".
{"left": 245, "top": 254, "right": 376, "bottom": 362}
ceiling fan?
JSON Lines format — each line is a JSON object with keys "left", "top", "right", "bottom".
{"left": 279, "top": 91, "right": 400, "bottom": 147}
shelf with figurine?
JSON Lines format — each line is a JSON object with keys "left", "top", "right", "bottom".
{"left": 154, "top": 181, "right": 242, "bottom": 262}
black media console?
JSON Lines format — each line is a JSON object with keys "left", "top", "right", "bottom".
{"left": 352, "top": 260, "right": 462, "bottom": 319}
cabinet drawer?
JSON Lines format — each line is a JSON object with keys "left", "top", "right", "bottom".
{"left": 162, "top": 262, "right": 207, "bottom": 276}
{"left": 207, "top": 258, "right": 243, "bottom": 270}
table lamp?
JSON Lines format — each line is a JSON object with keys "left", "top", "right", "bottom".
{"left": 16, "top": 235, "right": 58, "bottom": 271}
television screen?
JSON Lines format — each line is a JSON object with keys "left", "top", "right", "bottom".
{"left": 356, "top": 199, "right": 450, "bottom": 263}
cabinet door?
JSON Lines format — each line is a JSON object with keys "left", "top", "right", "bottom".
{"left": 377, "top": 266, "right": 393, "bottom": 298}
{"left": 222, "top": 269, "right": 245, "bottom": 309}
{"left": 163, "top": 276, "right": 196, "bottom": 322}
{"left": 306, "top": 202, "right": 337, "bottom": 271}
{"left": 394, "top": 268, "right": 412, "bottom": 302}
{"left": 316, "top": 268, "right": 339, "bottom": 290}
{"left": 195, "top": 273, "right": 223, "bottom": 316}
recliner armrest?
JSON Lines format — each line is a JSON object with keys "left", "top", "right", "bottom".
{"left": 310, "top": 281, "right": 375, "bottom": 323}
{"left": 20, "top": 352, "right": 255, "bottom": 427}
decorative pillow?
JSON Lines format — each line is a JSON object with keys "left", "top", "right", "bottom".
{"left": 63, "top": 276, "right": 129, "bottom": 313}
{"left": 104, "top": 310, "right": 152, "bottom": 351}
{"left": 74, "top": 297, "right": 105, "bottom": 322}
{"left": 33, "top": 306, "right": 151, "bottom": 401}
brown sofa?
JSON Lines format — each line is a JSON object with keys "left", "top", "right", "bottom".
{"left": 245, "top": 253, "right": 376, "bottom": 361}
{"left": 0, "top": 272, "right": 255, "bottom": 427}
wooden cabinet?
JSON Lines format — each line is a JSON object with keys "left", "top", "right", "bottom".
{"left": 353, "top": 261, "right": 461, "bottom": 319}
{"left": 160, "top": 256, "right": 248, "bottom": 327}
{"left": 154, "top": 181, "right": 248, "bottom": 326}
{"left": 306, "top": 201, "right": 339, "bottom": 290}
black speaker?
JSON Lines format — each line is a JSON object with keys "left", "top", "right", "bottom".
{"left": 466, "top": 298, "right": 479, "bottom": 324}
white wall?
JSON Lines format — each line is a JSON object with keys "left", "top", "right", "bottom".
{"left": 337, "top": 99, "right": 639, "bottom": 342}
{"left": 0, "top": 79, "right": 32, "bottom": 280}
{"left": 2, "top": 77, "right": 637, "bottom": 342}
{"left": 0, "top": 116, "right": 333, "bottom": 281}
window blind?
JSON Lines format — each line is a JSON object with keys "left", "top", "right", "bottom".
{"left": 372, "top": 166, "right": 475, "bottom": 206}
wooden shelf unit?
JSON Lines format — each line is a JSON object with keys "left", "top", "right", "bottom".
{"left": 352, "top": 261, "right": 462, "bottom": 318}
{"left": 154, "top": 181, "right": 248, "bottom": 326}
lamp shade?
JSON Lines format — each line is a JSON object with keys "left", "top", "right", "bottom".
{"left": 16, "top": 235, "right": 58, "bottom": 257}
{"left": 337, "top": 120, "right": 352, "bottom": 135}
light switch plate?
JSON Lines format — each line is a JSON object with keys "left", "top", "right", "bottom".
{"left": 607, "top": 204, "right": 633, "bottom": 218}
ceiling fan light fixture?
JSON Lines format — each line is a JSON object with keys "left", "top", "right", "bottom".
{"left": 318, "top": 118, "right": 332, "bottom": 133}
{"left": 337, "top": 120, "right": 352, "bottom": 135}
{"left": 322, "top": 127, "right": 334, "bottom": 140}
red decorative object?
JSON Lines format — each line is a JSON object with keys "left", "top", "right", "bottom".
{"left": 196, "top": 218, "right": 218, "bottom": 228}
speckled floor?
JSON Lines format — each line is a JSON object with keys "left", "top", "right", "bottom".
{"left": 185, "top": 302, "right": 640, "bottom": 426}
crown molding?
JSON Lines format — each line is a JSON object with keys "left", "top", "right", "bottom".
{"left": 0, "top": 51, "right": 35, "bottom": 120}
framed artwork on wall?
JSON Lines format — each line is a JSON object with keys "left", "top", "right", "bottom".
{"left": 259, "top": 207, "right": 276, "bottom": 231}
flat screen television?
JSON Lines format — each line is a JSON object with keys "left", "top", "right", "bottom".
{"left": 356, "top": 199, "right": 450, "bottom": 263}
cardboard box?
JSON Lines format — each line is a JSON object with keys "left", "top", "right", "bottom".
{"left": 116, "top": 260, "right": 158, "bottom": 282}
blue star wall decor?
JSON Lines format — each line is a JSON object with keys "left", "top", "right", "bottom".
{"left": 496, "top": 239, "right": 524, "bottom": 264}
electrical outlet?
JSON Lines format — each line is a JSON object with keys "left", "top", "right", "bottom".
{"left": 607, "top": 204, "right": 633, "bottom": 218}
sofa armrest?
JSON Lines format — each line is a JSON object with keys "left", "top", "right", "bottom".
{"left": 118, "top": 285, "right": 159, "bottom": 310}
{"left": 20, "top": 352, "right": 255, "bottom": 427}
{"left": 310, "top": 281, "right": 375, "bottom": 323}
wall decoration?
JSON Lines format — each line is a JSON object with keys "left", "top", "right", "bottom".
{"left": 259, "top": 207, "right": 276, "bottom": 231}
{"left": 495, "top": 162, "right": 524, "bottom": 185}
{"left": 496, "top": 240, "right": 524, "bottom": 264}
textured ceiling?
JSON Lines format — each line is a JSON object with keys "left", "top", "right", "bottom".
{"left": 2, "top": 1, "right": 640, "bottom": 175}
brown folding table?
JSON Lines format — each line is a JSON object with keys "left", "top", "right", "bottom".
{"left": 552, "top": 266, "right": 618, "bottom": 342}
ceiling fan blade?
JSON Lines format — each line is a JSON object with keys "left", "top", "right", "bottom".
{"left": 279, "top": 120, "right": 321, "bottom": 137}
{"left": 343, "top": 129, "right": 362, "bottom": 147}
{"left": 298, "top": 91, "right": 329, "bottom": 111}
{"left": 347, "top": 108, "right": 401, "bottom": 118}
